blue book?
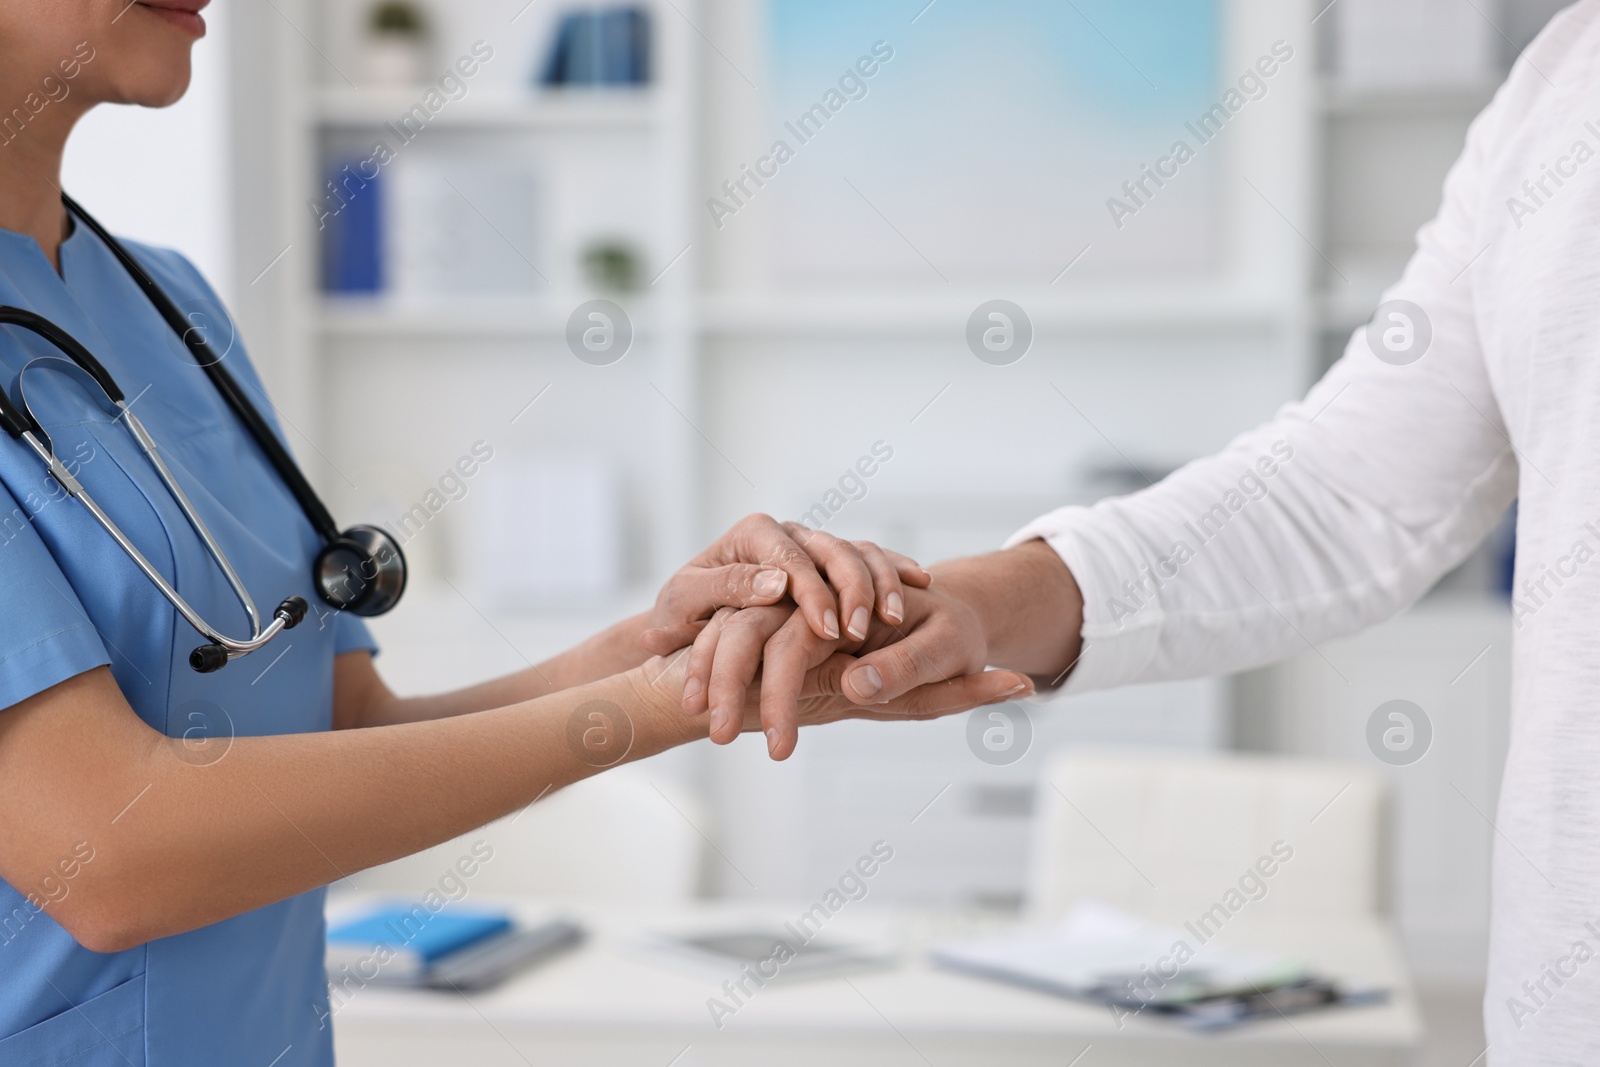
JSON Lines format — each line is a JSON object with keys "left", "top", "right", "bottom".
{"left": 566, "top": 13, "right": 603, "bottom": 84}
{"left": 540, "top": 12, "right": 601, "bottom": 85}
{"left": 629, "top": 9, "right": 652, "bottom": 83}
{"left": 539, "top": 12, "right": 579, "bottom": 85}
{"left": 600, "top": 9, "right": 650, "bottom": 85}
{"left": 539, "top": 7, "right": 650, "bottom": 86}
{"left": 319, "top": 159, "right": 383, "bottom": 293}
{"left": 327, "top": 904, "right": 512, "bottom": 980}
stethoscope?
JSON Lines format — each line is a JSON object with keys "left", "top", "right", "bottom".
{"left": 0, "top": 195, "right": 406, "bottom": 673}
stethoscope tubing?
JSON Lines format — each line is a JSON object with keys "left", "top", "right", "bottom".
{"left": 62, "top": 195, "right": 345, "bottom": 544}
{"left": 15, "top": 424, "right": 294, "bottom": 657}
{"left": 116, "top": 400, "right": 264, "bottom": 638}
{"left": 0, "top": 196, "right": 404, "bottom": 673}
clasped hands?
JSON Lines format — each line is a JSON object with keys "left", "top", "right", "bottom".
{"left": 639, "top": 515, "right": 1034, "bottom": 759}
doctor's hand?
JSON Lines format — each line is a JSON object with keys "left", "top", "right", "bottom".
{"left": 640, "top": 513, "right": 929, "bottom": 658}
{"left": 680, "top": 591, "right": 1033, "bottom": 759}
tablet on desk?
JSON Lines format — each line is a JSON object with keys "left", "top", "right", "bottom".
{"left": 641, "top": 926, "right": 896, "bottom": 983}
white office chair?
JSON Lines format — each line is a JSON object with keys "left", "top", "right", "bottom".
{"left": 1025, "top": 746, "right": 1388, "bottom": 923}
{"left": 353, "top": 771, "right": 707, "bottom": 904}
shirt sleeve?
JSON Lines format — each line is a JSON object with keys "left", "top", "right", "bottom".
{"left": 333, "top": 611, "right": 379, "bottom": 658}
{"left": 0, "top": 485, "right": 113, "bottom": 710}
{"left": 1009, "top": 64, "right": 1520, "bottom": 694}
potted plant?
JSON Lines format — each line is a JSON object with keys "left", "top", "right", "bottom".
{"left": 364, "top": 1, "right": 430, "bottom": 87}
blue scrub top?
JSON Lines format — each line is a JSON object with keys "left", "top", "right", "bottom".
{"left": 0, "top": 221, "right": 376, "bottom": 1066}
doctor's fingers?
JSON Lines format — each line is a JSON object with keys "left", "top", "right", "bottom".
{"left": 804, "top": 654, "right": 1033, "bottom": 720}
{"left": 642, "top": 563, "right": 792, "bottom": 656}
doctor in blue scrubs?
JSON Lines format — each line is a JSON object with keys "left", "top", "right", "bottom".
{"left": 0, "top": 3, "right": 1033, "bottom": 1064}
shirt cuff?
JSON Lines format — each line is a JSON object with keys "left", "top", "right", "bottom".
{"left": 1004, "top": 505, "right": 1162, "bottom": 695}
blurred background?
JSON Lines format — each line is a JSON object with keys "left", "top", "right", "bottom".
{"left": 65, "top": 0, "right": 1575, "bottom": 1061}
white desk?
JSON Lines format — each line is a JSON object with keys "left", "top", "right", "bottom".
{"left": 327, "top": 897, "right": 1423, "bottom": 1067}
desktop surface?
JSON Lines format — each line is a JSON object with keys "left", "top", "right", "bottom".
{"left": 326, "top": 895, "right": 1422, "bottom": 1067}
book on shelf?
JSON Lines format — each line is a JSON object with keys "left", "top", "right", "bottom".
{"left": 319, "top": 153, "right": 540, "bottom": 298}
{"left": 386, "top": 157, "right": 540, "bottom": 297}
{"left": 539, "top": 7, "right": 651, "bottom": 87}
{"left": 319, "top": 158, "right": 384, "bottom": 294}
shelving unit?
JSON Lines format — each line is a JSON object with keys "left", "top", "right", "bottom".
{"left": 229, "top": 0, "right": 701, "bottom": 589}
{"left": 226, "top": 0, "right": 1323, "bottom": 596}
{"left": 1310, "top": 70, "right": 1501, "bottom": 360}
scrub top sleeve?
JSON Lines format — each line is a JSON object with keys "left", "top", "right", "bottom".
{"left": 333, "top": 611, "right": 379, "bottom": 658}
{"left": 0, "top": 486, "right": 113, "bottom": 711}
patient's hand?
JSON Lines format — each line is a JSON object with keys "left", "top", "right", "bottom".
{"left": 641, "top": 514, "right": 929, "bottom": 657}
{"left": 680, "top": 591, "right": 1032, "bottom": 759}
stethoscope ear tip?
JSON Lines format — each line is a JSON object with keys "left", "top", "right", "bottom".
{"left": 187, "top": 596, "right": 309, "bottom": 673}
{"left": 276, "top": 596, "right": 309, "bottom": 630}
{"left": 190, "top": 644, "right": 229, "bottom": 673}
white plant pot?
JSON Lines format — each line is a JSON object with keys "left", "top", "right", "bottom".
{"left": 364, "top": 37, "right": 429, "bottom": 87}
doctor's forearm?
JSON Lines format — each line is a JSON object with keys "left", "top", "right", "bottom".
{"left": 349, "top": 612, "right": 656, "bottom": 727}
{"left": 2, "top": 663, "right": 697, "bottom": 954}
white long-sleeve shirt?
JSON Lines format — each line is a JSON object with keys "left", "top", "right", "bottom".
{"left": 1010, "top": 6, "right": 1600, "bottom": 1059}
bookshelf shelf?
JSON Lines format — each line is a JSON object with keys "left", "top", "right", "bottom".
{"left": 314, "top": 86, "right": 661, "bottom": 132}
{"left": 697, "top": 291, "right": 1289, "bottom": 338}
{"left": 1316, "top": 80, "right": 1497, "bottom": 118}
{"left": 317, "top": 294, "right": 660, "bottom": 339}
{"left": 316, "top": 291, "right": 1285, "bottom": 342}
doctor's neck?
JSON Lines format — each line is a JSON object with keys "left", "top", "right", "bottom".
{"left": 0, "top": 78, "right": 88, "bottom": 273}
{"left": 0, "top": 2, "right": 205, "bottom": 271}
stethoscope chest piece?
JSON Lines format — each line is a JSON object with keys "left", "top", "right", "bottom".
{"left": 315, "top": 524, "right": 408, "bottom": 617}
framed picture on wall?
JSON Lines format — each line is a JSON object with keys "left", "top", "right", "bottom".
{"left": 757, "top": 0, "right": 1224, "bottom": 285}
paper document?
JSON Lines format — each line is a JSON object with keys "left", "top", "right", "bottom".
{"left": 931, "top": 900, "right": 1386, "bottom": 1030}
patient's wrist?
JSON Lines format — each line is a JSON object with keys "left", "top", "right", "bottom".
{"left": 922, "top": 559, "right": 994, "bottom": 652}
{"left": 931, "top": 541, "right": 1082, "bottom": 682}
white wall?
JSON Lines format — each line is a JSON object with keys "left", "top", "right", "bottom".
{"left": 61, "top": 2, "right": 233, "bottom": 301}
